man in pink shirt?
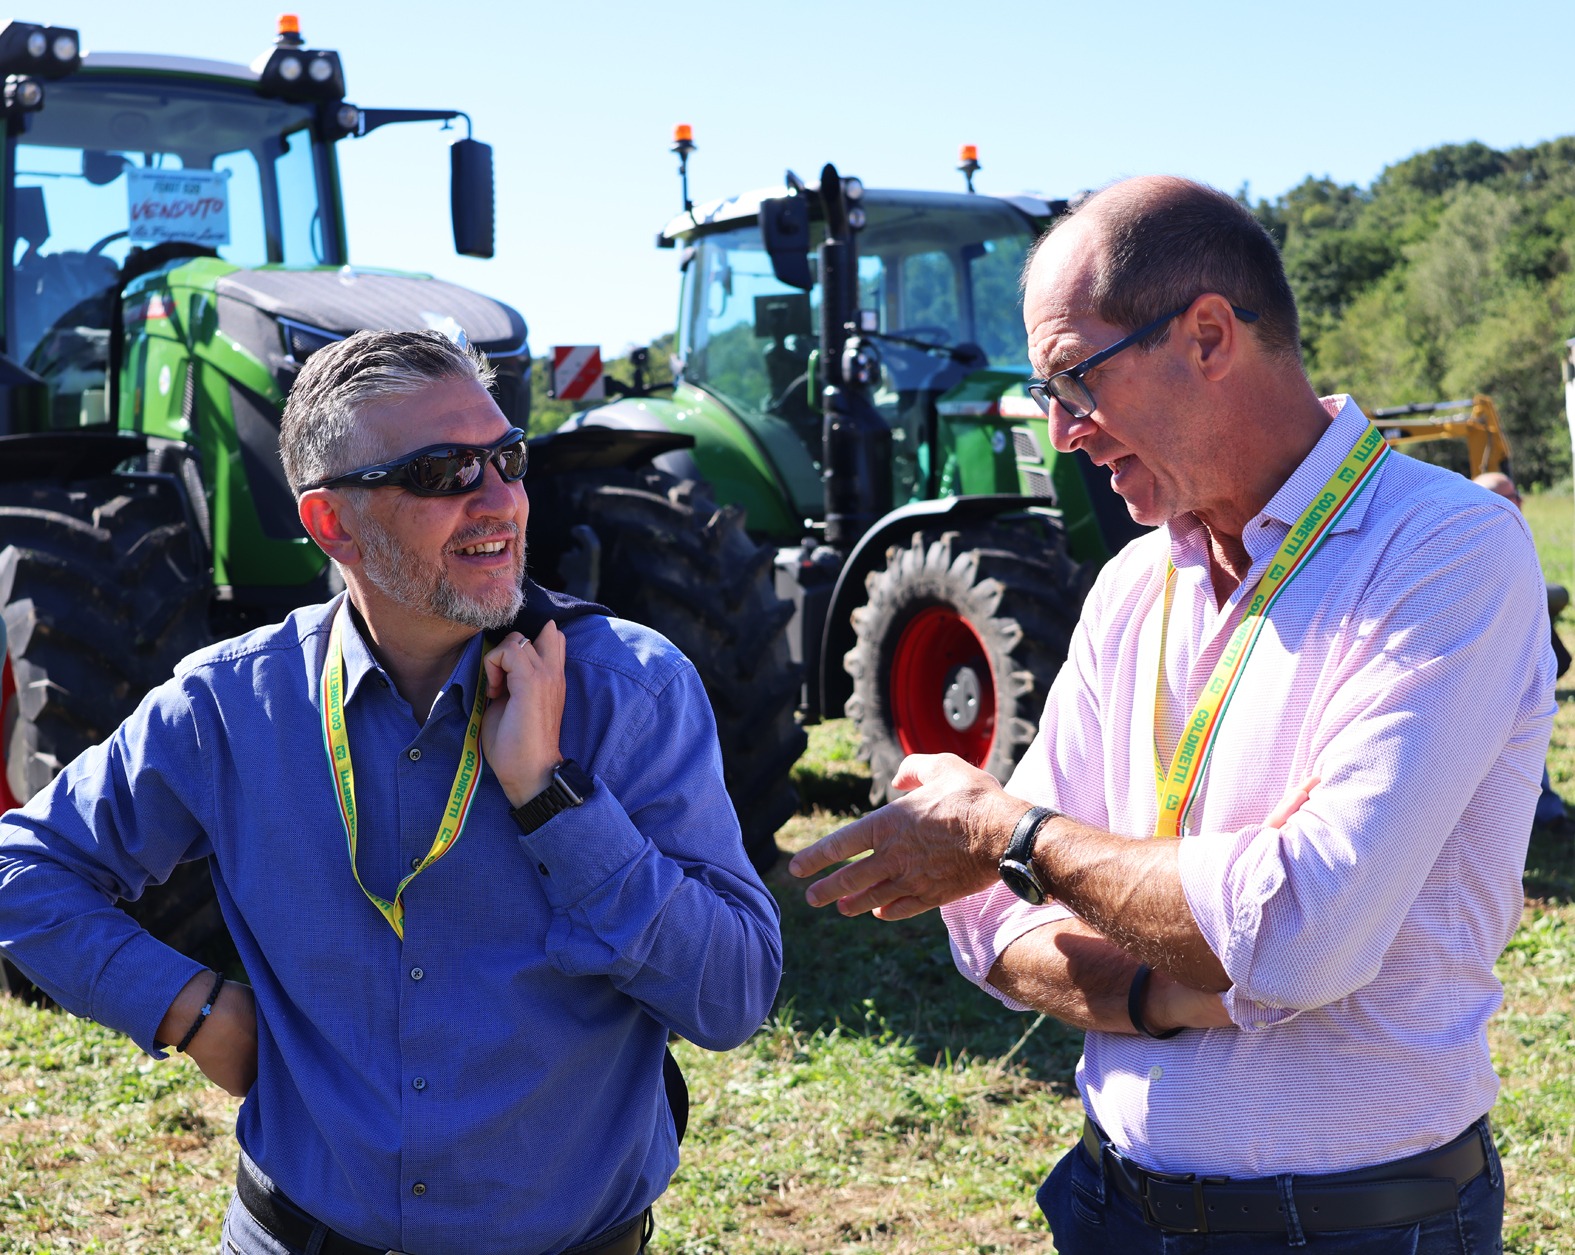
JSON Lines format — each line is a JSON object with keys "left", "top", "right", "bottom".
{"left": 792, "top": 176, "right": 1553, "bottom": 1252}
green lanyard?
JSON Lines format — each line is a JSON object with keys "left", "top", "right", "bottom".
{"left": 321, "top": 612, "right": 488, "bottom": 939}
{"left": 1152, "top": 424, "right": 1389, "bottom": 837}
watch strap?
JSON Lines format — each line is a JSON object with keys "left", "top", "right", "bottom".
{"left": 998, "top": 804, "right": 1059, "bottom": 904}
{"left": 509, "top": 759, "right": 594, "bottom": 835}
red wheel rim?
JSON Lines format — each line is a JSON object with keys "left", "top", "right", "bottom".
{"left": 889, "top": 606, "right": 997, "bottom": 765}
{"left": 0, "top": 653, "right": 19, "bottom": 812}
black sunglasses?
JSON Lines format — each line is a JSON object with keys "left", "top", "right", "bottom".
{"left": 1027, "top": 301, "right": 1260, "bottom": 420}
{"left": 306, "top": 428, "right": 528, "bottom": 497}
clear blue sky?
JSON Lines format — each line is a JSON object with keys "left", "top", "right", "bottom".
{"left": 53, "top": 0, "right": 1575, "bottom": 354}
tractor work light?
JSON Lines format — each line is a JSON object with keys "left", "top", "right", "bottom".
{"left": 0, "top": 20, "right": 82, "bottom": 79}
{"left": 253, "top": 16, "right": 346, "bottom": 102}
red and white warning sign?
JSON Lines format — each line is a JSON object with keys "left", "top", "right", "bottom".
{"left": 549, "top": 345, "right": 605, "bottom": 401}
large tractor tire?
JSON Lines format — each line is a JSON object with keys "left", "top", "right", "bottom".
{"left": 844, "top": 519, "right": 1082, "bottom": 807}
{"left": 0, "top": 475, "right": 226, "bottom": 998}
{"left": 552, "top": 467, "right": 805, "bottom": 872}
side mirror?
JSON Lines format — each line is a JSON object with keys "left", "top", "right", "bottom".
{"left": 760, "top": 193, "right": 811, "bottom": 291}
{"left": 451, "top": 138, "right": 494, "bottom": 259}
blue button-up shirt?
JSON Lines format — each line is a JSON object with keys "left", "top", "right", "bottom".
{"left": 0, "top": 595, "right": 782, "bottom": 1254}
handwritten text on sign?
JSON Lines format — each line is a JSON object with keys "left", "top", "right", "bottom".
{"left": 127, "top": 168, "right": 231, "bottom": 247}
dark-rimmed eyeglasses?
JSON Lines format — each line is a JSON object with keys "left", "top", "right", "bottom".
{"left": 1027, "top": 301, "right": 1260, "bottom": 420}
{"left": 305, "top": 428, "right": 528, "bottom": 496}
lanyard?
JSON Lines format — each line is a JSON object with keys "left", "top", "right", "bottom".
{"left": 1151, "top": 424, "right": 1389, "bottom": 838}
{"left": 321, "top": 612, "right": 489, "bottom": 939}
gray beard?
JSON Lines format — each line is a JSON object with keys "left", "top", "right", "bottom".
{"left": 354, "top": 512, "right": 525, "bottom": 631}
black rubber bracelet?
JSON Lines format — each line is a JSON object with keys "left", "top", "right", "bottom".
{"left": 176, "top": 971, "right": 226, "bottom": 1053}
{"left": 1127, "top": 963, "right": 1183, "bottom": 1040}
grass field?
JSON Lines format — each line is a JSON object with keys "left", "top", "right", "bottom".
{"left": 4, "top": 491, "right": 1575, "bottom": 1253}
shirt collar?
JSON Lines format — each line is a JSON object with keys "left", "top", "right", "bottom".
{"left": 332, "top": 596, "right": 486, "bottom": 714}
{"left": 1243, "top": 394, "right": 1381, "bottom": 557}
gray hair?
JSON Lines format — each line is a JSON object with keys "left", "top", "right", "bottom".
{"left": 279, "top": 329, "right": 496, "bottom": 496}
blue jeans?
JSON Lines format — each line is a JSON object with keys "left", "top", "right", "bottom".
{"left": 1038, "top": 1124, "right": 1504, "bottom": 1253}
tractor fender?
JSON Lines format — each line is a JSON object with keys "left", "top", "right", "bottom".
{"left": 819, "top": 494, "right": 1067, "bottom": 721}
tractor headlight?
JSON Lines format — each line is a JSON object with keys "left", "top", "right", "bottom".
{"left": 0, "top": 21, "right": 82, "bottom": 79}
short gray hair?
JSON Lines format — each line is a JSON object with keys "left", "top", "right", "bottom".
{"left": 280, "top": 329, "right": 496, "bottom": 496}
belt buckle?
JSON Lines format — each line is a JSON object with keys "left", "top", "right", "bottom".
{"left": 1141, "top": 1169, "right": 1210, "bottom": 1235}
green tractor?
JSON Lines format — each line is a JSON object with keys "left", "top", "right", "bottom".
{"left": 563, "top": 145, "right": 1145, "bottom": 804}
{"left": 0, "top": 19, "right": 801, "bottom": 989}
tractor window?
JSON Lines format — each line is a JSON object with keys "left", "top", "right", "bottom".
{"left": 5, "top": 75, "right": 323, "bottom": 429}
{"left": 681, "top": 225, "right": 825, "bottom": 433}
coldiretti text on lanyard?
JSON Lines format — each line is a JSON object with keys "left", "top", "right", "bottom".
{"left": 1152, "top": 423, "right": 1389, "bottom": 839}
{"left": 321, "top": 612, "right": 489, "bottom": 939}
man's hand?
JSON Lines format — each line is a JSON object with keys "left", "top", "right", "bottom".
{"left": 1267, "top": 774, "right": 1319, "bottom": 829}
{"left": 158, "top": 972, "right": 258, "bottom": 1097}
{"left": 789, "top": 753, "right": 1028, "bottom": 920}
{"left": 481, "top": 624, "right": 567, "bottom": 806}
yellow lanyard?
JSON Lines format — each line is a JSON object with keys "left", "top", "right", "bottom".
{"left": 1152, "top": 424, "right": 1389, "bottom": 838}
{"left": 321, "top": 612, "right": 489, "bottom": 939}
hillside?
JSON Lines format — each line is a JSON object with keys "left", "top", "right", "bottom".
{"left": 1254, "top": 138, "right": 1575, "bottom": 486}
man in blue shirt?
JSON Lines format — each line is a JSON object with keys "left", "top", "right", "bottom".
{"left": 0, "top": 330, "right": 782, "bottom": 1255}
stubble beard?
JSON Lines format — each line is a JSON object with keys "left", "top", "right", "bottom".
{"left": 354, "top": 512, "right": 525, "bottom": 631}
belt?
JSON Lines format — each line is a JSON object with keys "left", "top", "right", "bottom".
{"left": 236, "top": 1154, "right": 650, "bottom": 1255}
{"left": 1080, "top": 1116, "right": 1489, "bottom": 1235}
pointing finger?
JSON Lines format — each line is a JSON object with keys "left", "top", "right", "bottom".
{"left": 789, "top": 815, "right": 878, "bottom": 881}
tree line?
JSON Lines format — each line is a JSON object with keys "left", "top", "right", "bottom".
{"left": 1252, "top": 137, "right": 1575, "bottom": 487}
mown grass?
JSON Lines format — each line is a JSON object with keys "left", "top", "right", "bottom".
{"left": 3, "top": 489, "right": 1575, "bottom": 1252}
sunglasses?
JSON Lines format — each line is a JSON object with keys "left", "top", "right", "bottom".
{"left": 1027, "top": 301, "right": 1260, "bottom": 420}
{"left": 305, "top": 428, "right": 528, "bottom": 497}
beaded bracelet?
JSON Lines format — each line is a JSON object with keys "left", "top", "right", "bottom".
{"left": 1127, "top": 963, "right": 1183, "bottom": 1040}
{"left": 176, "top": 971, "right": 226, "bottom": 1053}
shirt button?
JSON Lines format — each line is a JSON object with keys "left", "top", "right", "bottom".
{"left": 1149, "top": 1065, "right": 1164, "bottom": 1081}
{"left": 411, "top": 855, "right": 423, "bottom": 871}
{"left": 413, "top": 1076, "right": 427, "bottom": 1091}
{"left": 408, "top": 748, "right": 422, "bottom": 762}
{"left": 411, "top": 1182, "right": 426, "bottom": 1197}
{"left": 410, "top": 967, "right": 424, "bottom": 981}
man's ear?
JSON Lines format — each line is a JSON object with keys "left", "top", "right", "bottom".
{"left": 1186, "top": 293, "right": 1241, "bottom": 383}
{"left": 298, "top": 490, "right": 363, "bottom": 568}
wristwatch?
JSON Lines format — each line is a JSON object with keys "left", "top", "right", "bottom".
{"left": 509, "top": 759, "right": 595, "bottom": 834}
{"left": 997, "top": 805, "right": 1060, "bottom": 904}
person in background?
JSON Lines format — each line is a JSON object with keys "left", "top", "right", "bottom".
{"left": 1474, "top": 468, "right": 1568, "bottom": 829}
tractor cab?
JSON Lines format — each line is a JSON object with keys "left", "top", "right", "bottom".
{"left": 666, "top": 187, "right": 1067, "bottom": 532}
{"left": 7, "top": 59, "right": 336, "bottom": 430}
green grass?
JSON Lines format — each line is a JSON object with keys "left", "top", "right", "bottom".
{"left": 3, "top": 492, "right": 1575, "bottom": 1251}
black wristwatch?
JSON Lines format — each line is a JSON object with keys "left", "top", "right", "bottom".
{"left": 997, "top": 805, "right": 1059, "bottom": 905}
{"left": 509, "top": 759, "right": 594, "bottom": 834}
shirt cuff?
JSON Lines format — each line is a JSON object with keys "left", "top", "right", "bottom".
{"left": 941, "top": 883, "right": 1074, "bottom": 1013}
{"left": 92, "top": 929, "right": 209, "bottom": 1058}
{"left": 516, "top": 779, "right": 644, "bottom": 905}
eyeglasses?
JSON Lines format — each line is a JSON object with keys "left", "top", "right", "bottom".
{"left": 305, "top": 428, "right": 528, "bottom": 496}
{"left": 1027, "top": 301, "right": 1260, "bottom": 420}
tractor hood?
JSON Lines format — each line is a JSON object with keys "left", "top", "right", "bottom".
{"left": 214, "top": 266, "right": 528, "bottom": 357}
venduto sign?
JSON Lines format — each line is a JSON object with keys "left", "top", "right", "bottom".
{"left": 127, "top": 168, "right": 231, "bottom": 247}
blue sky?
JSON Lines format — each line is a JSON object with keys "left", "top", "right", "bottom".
{"left": 52, "top": 0, "right": 1575, "bottom": 354}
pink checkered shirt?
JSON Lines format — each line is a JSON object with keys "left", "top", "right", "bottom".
{"left": 941, "top": 397, "right": 1555, "bottom": 1176}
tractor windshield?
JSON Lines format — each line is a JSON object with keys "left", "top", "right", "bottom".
{"left": 5, "top": 73, "right": 329, "bottom": 424}
{"left": 677, "top": 193, "right": 1037, "bottom": 502}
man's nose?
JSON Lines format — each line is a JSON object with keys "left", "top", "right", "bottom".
{"left": 1046, "top": 402, "right": 1098, "bottom": 455}
{"left": 468, "top": 459, "right": 525, "bottom": 512}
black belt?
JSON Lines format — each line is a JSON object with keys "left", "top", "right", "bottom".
{"left": 1081, "top": 1116, "right": 1489, "bottom": 1235}
{"left": 236, "top": 1154, "right": 650, "bottom": 1255}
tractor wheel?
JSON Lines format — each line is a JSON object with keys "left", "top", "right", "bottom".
{"left": 555, "top": 467, "right": 805, "bottom": 872}
{"left": 0, "top": 476, "right": 227, "bottom": 999}
{"left": 843, "top": 519, "right": 1081, "bottom": 807}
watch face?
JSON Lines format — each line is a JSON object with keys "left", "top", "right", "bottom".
{"left": 999, "top": 858, "right": 1046, "bottom": 906}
